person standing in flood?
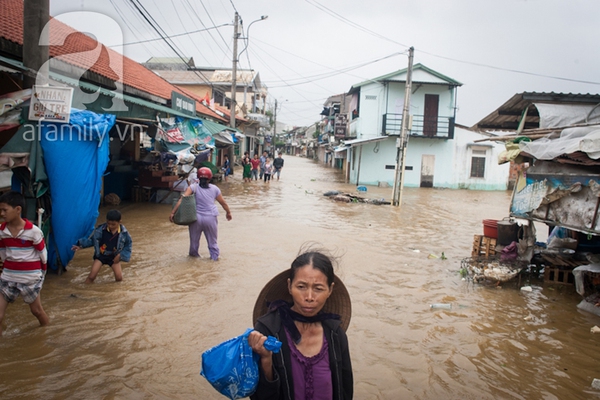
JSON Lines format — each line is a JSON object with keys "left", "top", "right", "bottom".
{"left": 273, "top": 153, "right": 284, "bottom": 181}
{"left": 242, "top": 152, "right": 252, "bottom": 183}
{"left": 72, "top": 209, "right": 132, "bottom": 284}
{"left": 0, "top": 191, "right": 50, "bottom": 335}
{"left": 259, "top": 151, "right": 268, "bottom": 180}
{"left": 250, "top": 153, "right": 261, "bottom": 181}
{"left": 222, "top": 154, "right": 231, "bottom": 182}
{"left": 248, "top": 248, "right": 353, "bottom": 399}
{"left": 170, "top": 167, "right": 232, "bottom": 260}
{"left": 263, "top": 158, "right": 273, "bottom": 183}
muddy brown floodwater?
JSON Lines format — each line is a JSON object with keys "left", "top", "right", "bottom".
{"left": 1, "top": 156, "right": 599, "bottom": 400}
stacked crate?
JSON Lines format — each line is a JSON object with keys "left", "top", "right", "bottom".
{"left": 472, "top": 235, "right": 497, "bottom": 258}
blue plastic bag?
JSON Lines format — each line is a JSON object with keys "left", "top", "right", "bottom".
{"left": 200, "top": 328, "right": 281, "bottom": 399}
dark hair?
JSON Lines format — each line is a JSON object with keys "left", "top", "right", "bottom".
{"left": 106, "top": 209, "right": 121, "bottom": 222}
{"left": 0, "top": 191, "right": 25, "bottom": 210}
{"left": 290, "top": 250, "right": 335, "bottom": 287}
{"left": 199, "top": 177, "right": 210, "bottom": 189}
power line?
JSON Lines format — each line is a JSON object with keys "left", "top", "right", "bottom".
{"left": 127, "top": 0, "right": 213, "bottom": 86}
{"left": 168, "top": 0, "right": 215, "bottom": 64}
{"left": 305, "top": 0, "right": 600, "bottom": 86}
{"left": 251, "top": 37, "right": 407, "bottom": 87}
{"left": 195, "top": 0, "right": 232, "bottom": 53}
{"left": 111, "top": 0, "right": 173, "bottom": 57}
{"left": 418, "top": 49, "right": 600, "bottom": 86}
{"left": 247, "top": 47, "right": 322, "bottom": 109}
{"left": 227, "top": 0, "right": 238, "bottom": 14}
{"left": 305, "top": 0, "right": 409, "bottom": 48}
{"left": 261, "top": 50, "right": 405, "bottom": 87}
{"left": 111, "top": 24, "right": 231, "bottom": 47}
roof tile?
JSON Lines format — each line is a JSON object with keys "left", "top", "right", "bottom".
{"left": 0, "top": 0, "right": 225, "bottom": 121}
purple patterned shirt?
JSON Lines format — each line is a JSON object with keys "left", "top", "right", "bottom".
{"left": 285, "top": 327, "right": 333, "bottom": 400}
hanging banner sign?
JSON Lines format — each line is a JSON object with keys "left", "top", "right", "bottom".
{"left": 334, "top": 113, "right": 348, "bottom": 138}
{"left": 172, "top": 91, "right": 196, "bottom": 117}
{"left": 29, "top": 86, "right": 74, "bottom": 123}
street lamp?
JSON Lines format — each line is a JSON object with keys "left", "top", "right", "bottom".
{"left": 230, "top": 14, "right": 268, "bottom": 130}
{"left": 238, "top": 15, "right": 268, "bottom": 61}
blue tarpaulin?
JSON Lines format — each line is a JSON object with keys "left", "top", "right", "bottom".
{"left": 40, "top": 109, "right": 115, "bottom": 270}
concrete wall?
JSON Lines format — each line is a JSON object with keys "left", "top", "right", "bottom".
{"left": 346, "top": 129, "right": 509, "bottom": 190}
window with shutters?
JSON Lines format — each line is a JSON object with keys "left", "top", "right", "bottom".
{"left": 470, "top": 150, "right": 486, "bottom": 178}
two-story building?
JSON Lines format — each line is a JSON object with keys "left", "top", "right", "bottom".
{"left": 336, "top": 63, "right": 509, "bottom": 190}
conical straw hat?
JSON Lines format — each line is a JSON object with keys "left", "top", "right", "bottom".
{"left": 252, "top": 269, "right": 351, "bottom": 332}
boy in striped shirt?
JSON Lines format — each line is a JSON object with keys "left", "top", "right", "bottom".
{"left": 0, "top": 191, "right": 49, "bottom": 335}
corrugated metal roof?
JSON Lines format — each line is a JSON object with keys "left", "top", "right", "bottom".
{"left": 473, "top": 92, "right": 600, "bottom": 132}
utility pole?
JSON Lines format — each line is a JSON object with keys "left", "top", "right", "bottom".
{"left": 23, "top": 0, "right": 49, "bottom": 87}
{"left": 392, "top": 47, "right": 414, "bottom": 207}
{"left": 273, "top": 98, "right": 277, "bottom": 156}
{"left": 229, "top": 12, "right": 239, "bottom": 170}
{"left": 230, "top": 12, "right": 239, "bottom": 129}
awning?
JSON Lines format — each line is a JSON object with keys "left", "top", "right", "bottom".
{"left": 49, "top": 72, "right": 197, "bottom": 121}
{"left": 0, "top": 54, "right": 24, "bottom": 73}
{"left": 213, "top": 132, "right": 235, "bottom": 145}
{"left": 342, "top": 136, "right": 389, "bottom": 147}
{"left": 335, "top": 136, "right": 389, "bottom": 152}
{"left": 201, "top": 118, "right": 242, "bottom": 135}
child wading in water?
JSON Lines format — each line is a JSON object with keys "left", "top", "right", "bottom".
{"left": 72, "top": 210, "right": 132, "bottom": 284}
{"left": 264, "top": 158, "right": 273, "bottom": 182}
{"left": 0, "top": 191, "right": 50, "bottom": 335}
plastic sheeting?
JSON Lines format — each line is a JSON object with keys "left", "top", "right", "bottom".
{"left": 519, "top": 103, "right": 600, "bottom": 160}
{"left": 572, "top": 263, "right": 600, "bottom": 296}
{"left": 535, "top": 103, "right": 600, "bottom": 129}
{"left": 519, "top": 126, "right": 600, "bottom": 160}
{"left": 40, "top": 109, "right": 115, "bottom": 270}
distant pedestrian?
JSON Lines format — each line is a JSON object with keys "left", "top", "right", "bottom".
{"left": 250, "top": 153, "right": 260, "bottom": 181}
{"left": 259, "top": 151, "right": 267, "bottom": 180}
{"left": 242, "top": 152, "right": 252, "bottom": 183}
{"left": 273, "top": 153, "right": 284, "bottom": 181}
{"left": 221, "top": 154, "right": 231, "bottom": 182}
{"left": 0, "top": 191, "right": 50, "bottom": 335}
{"left": 264, "top": 158, "right": 273, "bottom": 183}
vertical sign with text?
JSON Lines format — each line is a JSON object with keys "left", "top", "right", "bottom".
{"left": 29, "top": 86, "right": 74, "bottom": 123}
{"left": 334, "top": 113, "right": 348, "bottom": 139}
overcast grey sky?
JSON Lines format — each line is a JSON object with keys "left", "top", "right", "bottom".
{"left": 50, "top": 0, "right": 600, "bottom": 128}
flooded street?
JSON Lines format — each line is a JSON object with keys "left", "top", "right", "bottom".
{"left": 1, "top": 155, "right": 599, "bottom": 400}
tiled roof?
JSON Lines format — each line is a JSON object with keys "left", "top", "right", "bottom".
{"left": 152, "top": 70, "right": 213, "bottom": 85}
{"left": 173, "top": 85, "right": 227, "bottom": 122}
{"left": 0, "top": 0, "right": 224, "bottom": 121}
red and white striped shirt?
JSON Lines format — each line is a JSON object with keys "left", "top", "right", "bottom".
{"left": 0, "top": 219, "right": 47, "bottom": 284}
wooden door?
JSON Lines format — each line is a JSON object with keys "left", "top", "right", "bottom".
{"left": 423, "top": 94, "right": 439, "bottom": 137}
{"left": 420, "top": 154, "right": 435, "bottom": 187}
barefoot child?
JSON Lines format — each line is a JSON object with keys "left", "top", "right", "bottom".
{"left": 0, "top": 191, "right": 49, "bottom": 335}
{"left": 72, "top": 210, "right": 132, "bottom": 284}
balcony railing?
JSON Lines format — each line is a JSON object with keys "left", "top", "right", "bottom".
{"left": 382, "top": 113, "right": 455, "bottom": 139}
{"left": 348, "top": 117, "right": 359, "bottom": 138}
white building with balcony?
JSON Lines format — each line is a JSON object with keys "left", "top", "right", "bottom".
{"left": 337, "top": 63, "right": 508, "bottom": 190}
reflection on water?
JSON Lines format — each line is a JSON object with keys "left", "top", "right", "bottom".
{"left": 1, "top": 156, "right": 599, "bottom": 399}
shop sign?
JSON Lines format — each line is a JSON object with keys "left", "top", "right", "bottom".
{"left": 171, "top": 91, "right": 196, "bottom": 117}
{"left": 29, "top": 86, "right": 73, "bottom": 123}
{"left": 334, "top": 113, "right": 348, "bottom": 138}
